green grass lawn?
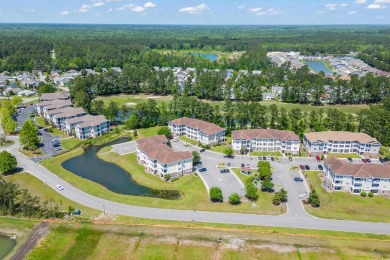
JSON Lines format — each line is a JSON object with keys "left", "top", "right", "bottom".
{"left": 50, "top": 128, "right": 67, "bottom": 138}
{"left": 209, "top": 136, "right": 231, "bottom": 153}
{"left": 249, "top": 151, "right": 282, "bottom": 157}
{"left": 327, "top": 153, "right": 362, "bottom": 159}
{"left": 179, "top": 136, "right": 199, "bottom": 146}
{"left": 35, "top": 117, "right": 46, "bottom": 128}
{"left": 18, "top": 148, "right": 44, "bottom": 157}
{"left": 40, "top": 148, "right": 282, "bottom": 215}
{"left": 304, "top": 171, "right": 390, "bottom": 222}
{"left": 26, "top": 221, "right": 390, "bottom": 260}
{"left": 60, "top": 137, "right": 84, "bottom": 150}
{"left": 231, "top": 168, "right": 286, "bottom": 214}
{"left": 137, "top": 126, "right": 163, "bottom": 138}
{"left": 94, "top": 94, "right": 173, "bottom": 108}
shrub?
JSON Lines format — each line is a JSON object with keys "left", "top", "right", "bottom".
{"left": 171, "top": 177, "right": 180, "bottom": 182}
{"left": 272, "top": 193, "right": 281, "bottom": 205}
{"left": 360, "top": 191, "right": 367, "bottom": 197}
{"left": 209, "top": 187, "right": 223, "bottom": 202}
{"left": 245, "top": 182, "right": 259, "bottom": 201}
{"left": 308, "top": 188, "right": 320, "bottom": 207}
{"left": 368, "top": 191, "right": 374, "bottom": 197}
{"left": 228, "top": 193, "right": 241, "bottom": 205}
{"left": 164, "top": 174, "right": 170, "bottom": 181}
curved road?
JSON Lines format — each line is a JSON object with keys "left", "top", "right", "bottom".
{"left": 2, "top": 136, "right": 390, "bottom": 235}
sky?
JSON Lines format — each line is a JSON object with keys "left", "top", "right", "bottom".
{"left": 0, "top": 0, "right": 389, "bottom": 25}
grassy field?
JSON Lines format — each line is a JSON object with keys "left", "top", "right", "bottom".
{"left": 50, "top": 128, "right": 67, "bottom": 138}
{"left": 231, "top": 168, "right": 285, "bottom": 214}
{"left": 209, "top": 137, "right": 232, "bottom": 153}
{"left": 60, "top": 137, "right": 84, "bottom": 150}
{"left": 94, "top": 94, "right": 369, "bottom": 114}
{"left": 327, "top": 153, "right": 362, "bottom": 159}
{"left": 249, "top": 151, "right": 282, "bottom": 157}
{"left": 0, "top": 218, "right": 38, "bottom": 260}
{"left": 3, "top": 172, "right": 101, "bottom": 219}
{"left": 40, "top": 148, "right": 282, "bottom": 215}
{"left": 26, "top": 221, "right": 390, "bottom": 259}
{"left": 304, "top": 171, "right": 390, "bottom": 222}
{"left": 137, "top": 126, "right": 163, "bottom": 138}
{"left": 94, "top": 94, "right": 173, "bottom": 108}
{"left": 34, "top": 117, "right": 46, "bottom": 128}
{"left": 179, "top": 136, "right": 198, "bottom": 146}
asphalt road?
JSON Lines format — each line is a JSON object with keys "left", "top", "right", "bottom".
{"left": 2, "top": 133, "right": 390, "bottom": 234}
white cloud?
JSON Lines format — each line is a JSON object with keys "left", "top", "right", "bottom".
{"left": 374, "top": 0, "right": 390, "bottom": 3}
{"left": 117, "top": 2, "right": 156, "bottom": 12}
{"left": 249, "top": 7, "right": 282, "bottom": 16}
{"left": 354, "top": 0, "right": 367, "bottom": 3}
{"left": 144, "top": 2, "right": 156, "bottom": 8}
{"left": 347, "top": 10, "right": 357, "bottom": 14}
{"left": 92, "top": 2, "right": 105, "bottom": 7}
{"left": 367, "top": 4, "right": 383, "bottom": 9}
{"left": 79, "top": 2, "right": 105, "bottom": 12}
{"left": 179, "top": 3, "right": 209, "bottom": 14}
{"left": 60, "top": 11, "right": 70, "bottom": 16}
{"left": 326, "top": 4, "right": 338, "bottom": 10}
{"left": 340, "top": 3, "right": 348, "bottom": 7}
{"left": 238, "top": 5, "right": 246, "bottom": 9}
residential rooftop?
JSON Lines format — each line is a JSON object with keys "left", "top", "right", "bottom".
{"left": 304, "top": 131, "right": 379, "bottom": 144}
{"left": 77, "top": 115, "right": 109, "bottom": 128}
{"left": 40, "top": 92, "right": 70, "bottom": 101}
{"left": 136, "top": 135, "right": 192, "bottom": 164}
{"left": 170, "top": 117, "right": 225, "bottom": 135}
{"left": 232, "top": 129, "right": 299, "bottom": 141}
{"left": 324, "top": 157, "right": 390, "bottom": 179}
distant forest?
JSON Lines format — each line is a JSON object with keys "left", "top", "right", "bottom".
{"left": 0, "top": 24, "right": 390, "bottom": 72}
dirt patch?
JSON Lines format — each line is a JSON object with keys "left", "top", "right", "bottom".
{"left": 94, "top": 213, "right": 117, "bottom": 223}
{"left": 126, "top": 102, "right": 136, "bottom": 106}
{"left": 11, "top": 222, "right": 49, "bottom": 260}
{"left": 146, "top": 96, "right": 160, "bottom": 99}
{"left": 220, "top": 237, "right": 246, "bottom": 250}
{"left": 253, "top": 244, "right": 297, "bottom": 253}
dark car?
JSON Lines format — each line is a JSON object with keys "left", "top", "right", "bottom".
{"left": 258, "top": 156, "right": 263, "bottom": 160}
{"left": 362, "top": 158, "right": 368, "bottom": 163}
{"left": 241, "top": 163, "right": 245, "bottom": 168}
{"left": 262, "top": 156, "right": 267, "bottom": 161}
{"left": 271, "top": 157, "right": 275, "bottom": 161}
{"left": 305, "top": 165, "right": 310, "bottom": 170}
{"left": 347, "top": 158, "right": 353, "bottom": 162}
{"left": 367, "top": 159, "right": 371, "bottom": 163}
{"left": 294, "top": 177, "right": 304, "bottom": 182}
{"left": 288, "top": 157, "right": 293, "bottom": 161}
{"left": 199, "top": 168, "right": 207, "bottom": 172}
{"left": 299, "top": 165, "right": 305, "bottom": 170}
{"left": 220, "top": 168, "right": 230, "bottom": 173}
{"left": 318, "top": 165, "right": 323, "bottom": 170}
{"left": 199, "top": 148, "right": 206, "bottom": 153}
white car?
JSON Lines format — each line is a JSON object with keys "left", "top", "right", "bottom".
{"left": 299, "top": 193, "right": 307, "bottom": 198}
{"left": 56, "top": 184, "right": 64, "bottom": 190}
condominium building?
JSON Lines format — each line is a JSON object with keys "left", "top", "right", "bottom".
{"left": 323, "top": 157, "right": 390, "bottom": 195}
{"left": 39, "top": 92, "right": 70, "bottom": 102}
{"left": 304, "top": 131, "right": 380, "bottom": 157}
{"left": 232, "top": 129, "right": 300, "bottom": 154}
{"left": 168, "top": 117, "right": 226, "bottom": 145}
{"left": 136, "top": 135, "right": 193, "bottom": 177}
{"left": 51, "top": 107, "right": 87, "bottom": 128}
{"left": 74, "top": 115, "right": 110, "bottom": 139}
{"left": 36, "top": 99, "right": 72, "bottom": 116}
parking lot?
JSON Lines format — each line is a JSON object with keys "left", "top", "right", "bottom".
{"left": 112, "top": 141, "right": 136, "bottom": 155}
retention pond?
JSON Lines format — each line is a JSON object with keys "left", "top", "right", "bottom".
{"left": 0, "top": 235, "right": 16, "bottom": 259}
{"left": 61, "top": 137, "right": 182, "bottom": 200}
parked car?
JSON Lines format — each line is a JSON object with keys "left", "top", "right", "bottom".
{"left": 262, "top": 156, "right": 267, "bottom": 161}
{"left": 305, "top": 165, "right": 310, "bottom": 170}
{"left": 241, "top": 163, "right": 245, "bottom": 168}
{"left": 347, "top": 157, "right": 353, "bottom": 162}
{"left": 56, "top": 184, "right": 64, "bottom": 190}
{"left": 362, "top": 158, "right": 368, "bottom": 163}
{"left": 367, "top": 159, "right": 371, "bottom": 163}
{"left": 199, "top": 148, "right": 206, "bottom": 153}
{"left": 294, "top": 177, "right": 304, "bottom": 182}
{"left": 271, "top": 157, "right": 275, "bottom": 161}
{"left": 220, "top": 168, "right": 230, "bottom": 173}
{"left": 199, "top": 168, "right": 207, "bottom": 172}
{"left": 299, "top": 193, "right": 307, "bottom": 198}
{"left": 299, "top": 165, "right": 305, "bottom": 170}
{"left": 54, "top": 147, "right": 62, "bottom": 151}
{"left": 171, "top": 138, "right": 178, "bottom": 142}
{"left": 227, "top": 162, "right": 231, "bottom": 167}
{"left": 288, "top": 157, "right": 293, "bottom": 161}
{"left": 246, "top": 163, "right": 250, "bottom": 168}
{"left": 266, "top": 156, "right": 271, "bottom": 160}
{"left": 258, "top": 156, "right": 263, "bottom": 160}
{"left": 315, "top": 155, "right": 321, "bottom": 162}
{"left": 318, "top": 165, "right": 323, "bottom": 170}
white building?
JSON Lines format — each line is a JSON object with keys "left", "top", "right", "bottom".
{"left": 168, "top": 117, "right": 226, "bottom": 145}
{"left": 304, "top": 131, "right": 381, "bottom": 157}
{"left": 323, "top": 157, "right": 390, "bottom": 195}
{"left": 136, "top": 135, "right": 193, "bottom": 178}
{"left": 50, "top": 107, "right": 87, "bottom": 128}
{"left": 232, "top": 129, "right": 300, "bottom": 154}
{"left": 74, "top": 115, "right": 110, "bottom": 139}
{"left": 39, "top": 92, "right": 70, "bottom": 102}
{"left": 41, "top": 100, "right": 73, "bottom": 118}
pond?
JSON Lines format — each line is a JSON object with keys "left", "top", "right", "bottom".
{"left": 0, "top": 235, "right": 16, "bottom": 259}
{"left": 189, "top": 52, "right": 218, "bottom": 61}
{"left": 61, "top": 137, "right": 182, "bottom": 200}
{"left": 305, "top": 61, "right": 333, "bottom": 75}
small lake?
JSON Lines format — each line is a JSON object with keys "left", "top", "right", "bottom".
{"left": 61, "top": 137, "right": 182, "bottom": 200}
{"left": 305, "top": 61, "right": 333, "bottom": 75}
{"left": 0, "top": 235, "right": 16, "bottom": 259}
{"left": 189, "top": 53, "right": 218, "bottom": 61}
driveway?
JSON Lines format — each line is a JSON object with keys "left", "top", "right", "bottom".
{"left": 16, "top": 104, "right": 35, "bottom": 127}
